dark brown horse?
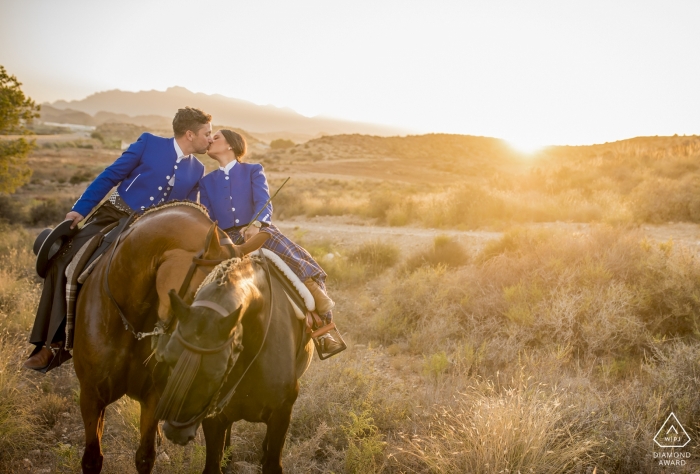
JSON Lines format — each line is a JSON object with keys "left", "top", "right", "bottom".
{"left": 73, "top": 203, "right": 238, "bottom": 474}
{"left": 157, "top": 254, "right": 314, "bottom": 474}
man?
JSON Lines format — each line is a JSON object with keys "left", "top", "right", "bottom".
{"left": 25, "top": 106, "right": 213, "bottom": 371}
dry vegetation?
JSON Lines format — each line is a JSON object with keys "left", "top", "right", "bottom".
{"left": 2, "top": 223, "right": 699, "bottom": 473}
{"left": 261, "top": 134, "right": 700, "bottom": 229}
{"left": 2, "top": 133, "right": 700, "bottom": 472}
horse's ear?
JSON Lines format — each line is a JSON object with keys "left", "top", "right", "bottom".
{"left": 218, "top": 305, "right": 242, "bottom": 336}
{"left": 168, "top": 289, "right": 191, "bottom": 323}
{"left": 203, "top": 222, "right": 222, "bottom": 260}
{"left": 216, "top": 226, "right": 234, "bottom": 247}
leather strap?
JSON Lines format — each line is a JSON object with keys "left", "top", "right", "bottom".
{"left": 193, "top": 257, "right": 227, "bottom": 266}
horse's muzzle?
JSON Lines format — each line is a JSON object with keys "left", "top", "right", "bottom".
{"left": 162, "top": 420, "right": 200, "bottom": 446}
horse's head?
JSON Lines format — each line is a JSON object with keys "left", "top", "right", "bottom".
{"left": 157, "top": 257, "right": 264, "bottom": 445}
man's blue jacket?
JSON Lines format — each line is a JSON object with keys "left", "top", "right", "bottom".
{"left": 72, "top": 133, "right": 204, "bottom": 216}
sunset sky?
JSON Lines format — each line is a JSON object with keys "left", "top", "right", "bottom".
{"left": 1, "top": 0, "right": 699, "bottom": 150}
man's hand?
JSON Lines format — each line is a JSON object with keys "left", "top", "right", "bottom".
{"left": 243, "top": 225, "right": 260, "bottom": 242}
{"left": 65, "top": 211, "right": 84, "bottom": 229}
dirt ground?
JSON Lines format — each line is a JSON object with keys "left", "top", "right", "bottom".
{"left": 275, "top": 215, "right": 700, "bottom": 257}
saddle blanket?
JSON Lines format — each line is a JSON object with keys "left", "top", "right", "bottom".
{"left": 259, "top": 248, "right": 315, "bottom": 318}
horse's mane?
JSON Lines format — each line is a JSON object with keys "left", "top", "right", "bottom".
{"left": 133, "top": 200, "right": 209, "bottom": 224}
{"left": 195, "top": 255, "right": 262, "bottom": 296}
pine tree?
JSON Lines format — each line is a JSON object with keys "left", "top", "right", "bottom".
{"left": 0, "top": 66, "right": 40, "bottom": 193}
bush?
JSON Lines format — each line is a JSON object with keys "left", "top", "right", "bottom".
{"left": 0, "top": 194, "right": 27, "bottom": 224}
{"left": 347, "top": 240, "right": 399, "bottom": 275}
{"left": 403, "top": 235, "right": 469, "bottom": 273}
{"left": 28, "top": 197, "right": 76, "bottom": 226}
{"left": 69, "top": 170, "right": 94, "bottom": 184}
{"left": 393, "top": 380, "right": 597, "bottom": 473}
{"left": 374, "top": 226, "right": 700, "bottom": 366}
{"left": 270, "top": 139, "right": 295, "bottom": 150}
{"left": 630, "top": 176, "right": 700, "bottom": 223}
{"left": 0, "top": 335, "right": 41, "bottom": 469}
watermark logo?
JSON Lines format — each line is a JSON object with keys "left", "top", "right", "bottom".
{"left": 654, "top": 412, "right": 691, "bottom": 448}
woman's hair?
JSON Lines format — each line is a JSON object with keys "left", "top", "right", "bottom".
{"left": 220, "top": 129, "right": 247, "bottom": 161}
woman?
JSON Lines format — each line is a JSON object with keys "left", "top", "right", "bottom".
{"left": 199, "top": 130, "right": 341, "bottom": 353}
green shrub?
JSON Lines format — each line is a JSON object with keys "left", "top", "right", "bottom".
{"left": 343, "top": 404, "right": 386, "bottom": 474}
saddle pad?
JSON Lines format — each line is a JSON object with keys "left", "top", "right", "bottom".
{"left": 64, "top": 233, "right": 104, "bottom": 349}
{"left": 284, "top": 292, "right": 307, "bottom": 321}
{"left": 259, "top": 248, "right": 316, "bottom": 312}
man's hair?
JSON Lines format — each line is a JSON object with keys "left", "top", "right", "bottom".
{"left": 172, "top": 107, "right": 212, "bottom": 137}
{"left": 221, "top": 129, "right": 247, "bottom": 161}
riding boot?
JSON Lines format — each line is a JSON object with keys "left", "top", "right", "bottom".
{"left": 304, "top": 279, "right": 335, "bottom": 315}
{"left": 318, "top": 333, "right": 344, "bottom": 353}
{"left": 235, "top": 232, "right": 270, "bottom": 257}
{"left": 23, "top": 342, "right": 64, "bottom": 371}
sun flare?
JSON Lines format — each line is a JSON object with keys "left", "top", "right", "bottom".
{"left": 505, "top": 137, "right": 547, "bottom": 155}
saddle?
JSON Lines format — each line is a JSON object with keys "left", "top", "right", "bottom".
{"left": 258, "top": 249, "right": 346, "bottom": 359}
{"left": 64, "top": 216, "right": 134, "bottom": 349}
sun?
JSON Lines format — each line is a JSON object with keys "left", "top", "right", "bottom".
{"left": 505, "top": 137, "right": 547, "bottom": 155}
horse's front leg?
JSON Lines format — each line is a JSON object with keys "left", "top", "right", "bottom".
{"left": 135, "top": 389, "right": 160, "bottom": 474}
{"left": 261, "top": 401, "right": 295, "bottom": 474}
{"left": 80, "top": 386, "right": 107, "bottom": 474}
{"left": 202, "top": 416, "right": 232, "bottom": 474}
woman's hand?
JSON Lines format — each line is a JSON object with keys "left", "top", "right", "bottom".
{"left": 244, "top": 225, "right": 260, "bottom": 242}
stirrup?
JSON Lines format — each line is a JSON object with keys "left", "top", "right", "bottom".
{"left": 306, "top": 311, "right": 346, "bottom": 360}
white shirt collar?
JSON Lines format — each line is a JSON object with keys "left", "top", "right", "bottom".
{"left": 220, "top": 160, "right": 237, "bottom": 175}
{"left": 173, "top": 139, "right": 190, "bottom": 163}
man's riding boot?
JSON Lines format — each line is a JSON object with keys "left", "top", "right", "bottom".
{"left": 235, "top": 232, "right": 270, "bottom": 257}
{"left": 304, "top": 279, "right": 335, "bottom": 315}
{"left": 23, "top": 342, "right": 62, "bottom": 371}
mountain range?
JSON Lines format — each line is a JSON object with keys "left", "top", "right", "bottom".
{"left": 45, "top": 87, "right": 410, "bottom": 139}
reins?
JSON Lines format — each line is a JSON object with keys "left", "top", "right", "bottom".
{"left": 210, "top": 254, "right": 275, "bottom": 416}
{"left": 102, "top": 216, "right": 275, "bottom": 428}
{"left": 103, "top": 214, "right": 225, "bottom": 340}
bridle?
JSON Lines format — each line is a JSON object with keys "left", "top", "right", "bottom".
{"left": 102, "top": 216, "right": 274, "bottom": 429}
{"left": 154, "top": 301, "right": 243, "bottom": 428}
{"left": 156, "top": 255, "right": 275, "bottom": 430}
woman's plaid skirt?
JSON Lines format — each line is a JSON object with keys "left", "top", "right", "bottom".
{"left": 226, "top": 224, "right": 332, "bottom": 320}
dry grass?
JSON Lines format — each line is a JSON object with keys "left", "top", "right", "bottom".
{"left": 0, "top": 224, "right": 698, "bottom": 472}
{"left": 392, "top": 379, "right": 597, "bottom": 473}
{"left": 5, "top": 131, "right": 700, "bottom": 473}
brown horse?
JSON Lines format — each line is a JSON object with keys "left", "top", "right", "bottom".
{"left": 73, "top": 203, "right": 238, "bottom": 474}
{"left": 157, "top": 254, "right": 314, "bottom": 474}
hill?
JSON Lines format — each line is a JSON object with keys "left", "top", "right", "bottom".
{"left": 48, "top": 87, "right": 410, "bottom": 137}
{"left": 256, "top": 133, "right": 526, "bottom": 184}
